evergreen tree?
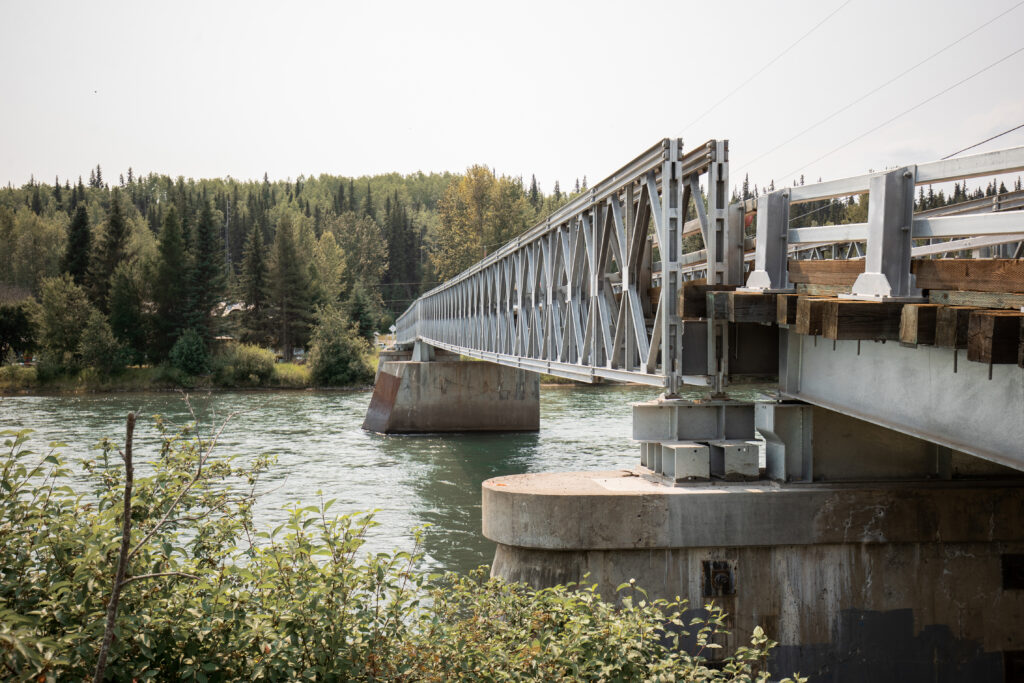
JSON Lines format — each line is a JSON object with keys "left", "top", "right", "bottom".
{"left": 239, "top": 224, "right": 272, "bottom": 346}
{"left": 189, "top": 199, "right": 225, "bottom": 339}
{"left": 52, "top": 176, "right": 62, "bottom": 207}
{"left": 108, "top": 262, "right": 145, "bottom": 363}
{"left": 529, "top": 174, "right": 540, "bottom": 208}
{"left": 553, "top": 180, "right": 561, "bottom": 202}
{"left": 348, "top": 179, "right": 356, "bottom": 212}
{"left": 346, "top": 283, "right": 376, "bottom": 341}
{"left": 362, "top": 182, "right": 375, "bottom": 221}
{"left": 62, "top": 204, "right": 91, "bottom": 286}
{"left": 90, "top": 187, "right": 129, "bottom": 310}
{"left": 269, "top": 216, "right": 312, "bottom": 360}
{"left": 152, "top": 206, "right": 190, "bottom": 358}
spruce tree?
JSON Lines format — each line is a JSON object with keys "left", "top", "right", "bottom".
{"left": 90, "top": 187, "right": 129, "bottom": 311}
{"left": 108, "top": 262, "right": 145, "bottom": 363}
{"left": 189, "top": 199, "right": 225, "bottom": 340}
{"left": 63, "top": 204, "right": 91, "bottom": 286}
{"left": 239, "top": 224, "right": 271, "bottom": 345}
{"left": 362, "top": 182, "right": 375, "bottom": 220}
{"left": 269, "top": 216, "right": 312, "bottom": 360}
{"left": 152, "top": 206, "right": 189, "bottom": 358}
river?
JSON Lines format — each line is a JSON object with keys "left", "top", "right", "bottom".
{"left": 0, "top": 385, "right": 669, "bottom": 575}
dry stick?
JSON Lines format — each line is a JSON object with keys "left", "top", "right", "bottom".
{"left": 93, "top": 411, "right": 135, "bottom": 683}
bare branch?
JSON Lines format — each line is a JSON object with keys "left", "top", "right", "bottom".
{"left": 93, "top": 412, "right": 135, "bottom": 683}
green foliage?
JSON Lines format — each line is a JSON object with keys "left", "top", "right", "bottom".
{"left": 33, "top": 274, "right": 95, "bottom": 366}
{"left": 238, "top": 222, "right": 272, "bottom": 346}
{"left": 213, "top": 342, "right": 276, "bottom": 386}
{"left": 269, "top": 216, "right": 313, "bottom": 361}
{"left": 90, "top": 188, "right": 129, "bottom": 310}
{"left": 107, "top": 262, "right": 146, "bottom": 364}
{"left": 270, "top": 362, "right": 311, "bottom": 388}
{"left": 78, "top": 309, "right": 125, "bottom": 376}
{"left": 63, "top": 204, "right": 91, "bottom": 286}
{"left": 152, "top": 206, "right": 190, "bottom": 359}
{"left": 0, "top": 423, "right": 802, "bottom": 681}
{"left": 308, "top": 304, "right": 374, "bottom": 387}
{"left": 169, "top": 328, "right": 210, "bottom": 376}
{"left": 0, "top": 302, "right": 36, "bottom": 362}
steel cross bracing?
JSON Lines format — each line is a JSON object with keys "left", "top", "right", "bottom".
{"left": 397, "top": 139, "right": 729, "bottom": 392}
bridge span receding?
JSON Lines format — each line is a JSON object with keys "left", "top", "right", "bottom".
{"left": 368, "top": 138, "right": 1024, "bottom": 679}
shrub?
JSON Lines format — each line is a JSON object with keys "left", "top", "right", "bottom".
{"left": 0, "top": 421, "right": 803, "bottom": 682}
{"left": 169, "top": 328, "right": 210, "bottom": 376}
{"left": 308, "top": 304, "right": 374, "bottom": 386}
{"left": 213, "top": 342, "right": 275, "bottom": 386}
{"left": 271, "top": 361, "right": 311, "bottom": 388}
{"left": 78, "top": 310, "right": 125, "bottom": 376}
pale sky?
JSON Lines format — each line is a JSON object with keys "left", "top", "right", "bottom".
{"left": 1, "top": 0, "right": 1022, "bottom": 193}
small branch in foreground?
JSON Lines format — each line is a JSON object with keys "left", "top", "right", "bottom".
{"left": 93, "top": 412, "right": 135, "bottom": 683}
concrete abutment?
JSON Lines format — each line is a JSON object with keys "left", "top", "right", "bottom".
{"left": 362, "top": 344, "right": 539, "bottom": 433}
{"left": 484, "top": 397, "right": 1024, "bottom": 680}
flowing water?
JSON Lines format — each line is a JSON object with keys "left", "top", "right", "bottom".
{"left": 0, "top": 385, "right": 671, "bottom": 575}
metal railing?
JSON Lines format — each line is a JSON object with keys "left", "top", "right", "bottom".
{"left": 397, "top": 138, "right": 731, "bottom": 391}
{"left": 396, "top": 140, "right": 1024, "bottom": 390}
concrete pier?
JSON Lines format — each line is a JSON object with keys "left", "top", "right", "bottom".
{"left": 483, "top": 469, "right": 1024, "bottom": 679}
{"left": 362, "top": 353, "right": 539, "bottom": 433}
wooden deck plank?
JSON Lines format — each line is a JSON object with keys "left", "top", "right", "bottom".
{"left": 913, "top": 259, "right": 1024, "bottom": 294}
{"left": 935, "top": 306, "right": 977, "bottom": 349}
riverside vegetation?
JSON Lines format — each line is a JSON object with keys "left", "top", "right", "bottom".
{"left": 0, "top": 415, "right": 805, "bottom": 682}
{"left": 7, "top": 160, "right": 1017, "bottom": 394}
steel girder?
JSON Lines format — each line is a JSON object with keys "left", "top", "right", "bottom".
{"left": 396, "top": 138, "right": 727, "bottom": 392}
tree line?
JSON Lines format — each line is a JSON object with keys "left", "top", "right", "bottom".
{"left": 0, "top": 164, "right": 575, "bottom": 377}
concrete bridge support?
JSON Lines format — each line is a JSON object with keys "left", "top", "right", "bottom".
{"left": 362, "top": 343, "right": 539, "bottom": 433}
{"left": 484, "top": 398, "right": 1024, "bottom": 680}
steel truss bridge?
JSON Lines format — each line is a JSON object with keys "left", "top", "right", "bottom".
{"left": 396, "top": 139, "right": 1024, "bottom": 468}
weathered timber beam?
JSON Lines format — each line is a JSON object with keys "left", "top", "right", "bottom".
{"left": 676, "top": 281, "right": 737, "bottom": 318}
{"left": 935, "top": 306, "right": 978, "bottom": 349}
{"left": 967, "top": 310, "right": 1024, "bottom": 364}
{"left": 899, "top": 303, "right": 941, "bottom": 347}
{"left": 795, "top": 297, "right": 834, "bottom": 336}
{"left": 726, "top": 292, "right": 778, "bottom": 324}
{"left": 822, "top": 300, "right": 904, "bottom": 341}
{"left": 796, "top": 283, "right": 852, "bottom": 297}
{"left": 912, "top": 259, "right": 1024, "bottom": 294}
{"left": 929, "top": 290, "right": 1024, "bottom": 310}
{"left": 777, "top": 293, "right": 800, "bottom": 327}
{"left": 787, "top": 258, "right": 1024, "bottom": 294}
{"left": 787, "top": 259, "right": 864, "bottom": 286}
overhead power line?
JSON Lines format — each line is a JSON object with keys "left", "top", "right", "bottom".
{"left": 676, "top": 0, "right": 854, "bottom": 137}
{"left": 737, "top": 0, "right": 1024, "bottom": 175}
{"left": 777, "top": 44, "right": 1024, "bottom": 185}
{"left": 941, "top": 122, "right": 1024, "bottom": 159}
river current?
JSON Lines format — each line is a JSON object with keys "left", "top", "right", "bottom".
{"left": 0, "top": 385, "right": 668, "bottom": 575}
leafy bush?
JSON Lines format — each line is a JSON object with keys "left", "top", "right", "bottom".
{"left": 271, "top": 361, "right": 310, "bottom": 388}
{"left": 308, "top": 304, "right": 374, "bottom": 386}
{"left": 169, "top": 328, "right": 210, "bottom": 376}
{"left": 213, "top": 342, "right": 275, "bottom": 386}
{"left": 79, "top": 310, "right": 125, "bottom": 376}
{"left": 0, "top": 421, "right": 802, "bottom": 682}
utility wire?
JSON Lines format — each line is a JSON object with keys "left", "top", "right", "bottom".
{"left": 777, "top": 44, "right": 1024, "bottom": 185}
{"left": 941, "top": 122, "right": 1024, "bottom": 159}
{"left": 676, "top": 0, "right": 853, "bottom": 137}
{"left": 736, "top": 0, "right": 1024, "bottom": 175}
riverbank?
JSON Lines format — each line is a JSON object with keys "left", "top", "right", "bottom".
{"left": 0, "top": 362, "right": 376, "bottom": 395}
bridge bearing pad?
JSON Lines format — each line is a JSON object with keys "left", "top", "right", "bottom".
{"left": 483, "top": 469, "right": 1024, "bottom": 678}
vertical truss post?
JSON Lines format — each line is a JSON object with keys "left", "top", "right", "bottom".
{"left": 661, "top": 138, "right": 683, "bottom": 395}
{"left": 705, "top": 141, "right": 732, "bottom": 392}
{"left": 848, "top": 166, "right": 921, "bottom": 300}
{"left": 743, "top": 189, "right": 793, "bottom": 291}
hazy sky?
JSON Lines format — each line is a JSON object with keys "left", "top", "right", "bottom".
{"left": 1, "top": 0, "right": 1022, "bottom": 193}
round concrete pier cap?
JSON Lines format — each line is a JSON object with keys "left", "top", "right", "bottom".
{"left": 482, "top": 470, "right": 1024, "bottom": 551}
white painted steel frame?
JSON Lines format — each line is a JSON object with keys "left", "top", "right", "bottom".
{"left": 397, "top": 139, "right": 723, "bottom": 392}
